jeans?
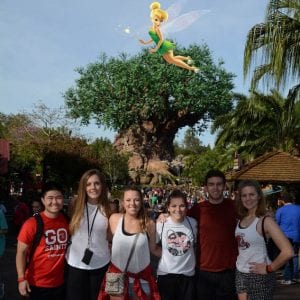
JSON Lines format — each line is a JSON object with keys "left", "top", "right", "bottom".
{"left": 283, "top": 241, "right": 299, "bottom": 281}
{"left": 293, "top": 242, "right": 299, "bottom": 279}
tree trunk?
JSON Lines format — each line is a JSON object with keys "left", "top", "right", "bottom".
{"left": 114, "top": 121, "right": 177, "bottom": 184}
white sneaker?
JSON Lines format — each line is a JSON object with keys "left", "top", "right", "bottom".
{"left": 187, "top": 57, "right": 194, "bottom": 65}
{"left": 280, "top": 280, "right": 295, "bottom": 285}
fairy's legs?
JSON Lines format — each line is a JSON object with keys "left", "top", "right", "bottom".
{"left": 173, "top": 55, "right": 189, "bottom": 61}
{"left": 163, "top": 52, "right": 199, "bottom": 72}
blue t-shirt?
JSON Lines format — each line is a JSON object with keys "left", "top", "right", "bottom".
{"left": 0, "top": 210, "right": 8, "bottom": 257}
{"left": 276, "top": 204, "right": 300, "bottom": 242}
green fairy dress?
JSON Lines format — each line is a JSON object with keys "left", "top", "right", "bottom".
{"left": 148, "top": 30, "right": 175, "bottom": 55}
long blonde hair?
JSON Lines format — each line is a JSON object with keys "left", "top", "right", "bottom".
{"left": 150, "top": 2, "right": 168, "bottom": 22}
{"left": 120, "top": 186, "right": 149, "bottom": 233}
{"left": 69, "top": 169, "right": 111, "bottom": 235}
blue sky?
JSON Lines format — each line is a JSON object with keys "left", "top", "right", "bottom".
{"left": 0, "top": 0, "right": 268, "bottom": 145}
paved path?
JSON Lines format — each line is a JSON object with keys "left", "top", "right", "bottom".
{"left": 1, "top": 236, "right": 300, "bottom": 299}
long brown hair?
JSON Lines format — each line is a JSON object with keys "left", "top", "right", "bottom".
{"left": 120, "top": 186, "right": 149, "bottom": 233}
{"left": 236, "top": 180, "right": 266, "bottom": 219}
{"left": 69, "top": 169, "right": 111, "bottom": 235}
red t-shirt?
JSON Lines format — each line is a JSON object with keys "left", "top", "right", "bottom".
{"left": 18, "top": 212, "right": 69, "bottom": 287}
{"left": 188, "top": 199, "right": 238, "bottom": 272}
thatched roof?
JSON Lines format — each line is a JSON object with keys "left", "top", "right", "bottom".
{"left": 226, "top": 151, "right": 300, "bottom": 184}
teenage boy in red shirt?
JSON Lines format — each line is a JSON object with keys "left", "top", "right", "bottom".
{"left": 188, "top": 169, "right": 238, "bottom": 300}
{"left": 16, "top": 182, "right": 69, "bottom": 300}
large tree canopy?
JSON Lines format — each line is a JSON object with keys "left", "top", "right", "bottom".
{"left": 65, "top": 44, "right": 234, "bottom": 182}
{"left": 65, "top": 44, "right": 234, "bottom": 133}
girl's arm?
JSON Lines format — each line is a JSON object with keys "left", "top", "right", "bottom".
{"left": 249, "top": 217, "right": 293, "bottom": 274}
{"left": 139, "top": 38, "right": 153, "bottom": 45}
{"left": 264, "top": 217, "right": 293, "bottom": 270}
{"left": 16, "top": 241, "right": 31, "bottom": 297}
{"left": 108, "top": 213, "right": 122, "bottom": 236}
{"left": 148, "top": 219, "right": 161, "bottom": 257}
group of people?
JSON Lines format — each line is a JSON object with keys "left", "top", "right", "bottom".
{"left": 14, "top": 168, "right": 296, "bottom": 300}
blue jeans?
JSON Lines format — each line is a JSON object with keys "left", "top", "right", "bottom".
{"left": 283, "top": 241, "right": 299, "bottom": 281}
{"left": 293, "top": 242, "right": 299, "bottom": 279}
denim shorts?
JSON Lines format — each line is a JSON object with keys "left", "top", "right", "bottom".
{"left": 128, "top": 279, "right": 150, "bottom": 297}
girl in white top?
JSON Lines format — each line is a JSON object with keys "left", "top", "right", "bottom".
{"left": 235, "top": 180, "right": 293, "bottom": 300}
{"left": 66, "top": 169, "right": 111, "bottom": 300}
{"left": 99, "top": 186, "right": 161, "bottom": 300}
{"left": 156, "top": 190, "right": 197, "bottom": 300}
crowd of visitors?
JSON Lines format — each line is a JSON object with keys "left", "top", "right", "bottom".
{"left": 0, "top": 168, "right": 299, "bottom": 299}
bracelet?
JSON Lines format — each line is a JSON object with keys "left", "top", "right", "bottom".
{"left": 17, "top": 277, "right": 26, "bottom": 283}
{"left": 266, "top": 265, "right": 273, "bottom": 273}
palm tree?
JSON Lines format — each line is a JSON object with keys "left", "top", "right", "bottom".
{"left": 244, "top": 0, "right": 300, "bottom": 90}
{"left": 212, "top": 86, "right": 300, "bottom": 158}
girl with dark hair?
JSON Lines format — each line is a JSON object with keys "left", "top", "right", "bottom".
{"left": 156, "top": 189, "right": 197, "bottom": 300}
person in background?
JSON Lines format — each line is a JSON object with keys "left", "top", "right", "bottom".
{"left": 16, "top": 182, "right": 69, "bottom": 300}
{"left": 99, "top": 186, "right": 161, "bottom": 300}
{"left": 13, "top": 196, "right": 30, "bottom": 235}
{"left": 0, "top": 209, "right": 8, "bottom": 299}
{"left": 109, "top": 199, "right": 120, "bottom": 214}
{"left": 235, "top": 180, "right": 293, "bottom": 299}
{"left": 0, "top": 210, "right": 8, "bottom": 258}
{"left": 276, "top": 191, "right": 300, "bottom": 284}
{"left": 30, "top": 199, "right": 44, "bottom": 215}
{"left": 156, "top": 189, "right": 197, "bottom": 300}
{"left": 66, "top": 169, "right": 111, "bottom": 300}
{"left": 0, "top": 201, "right": 7, "bottom": 215}
{"left": 188, "top": 169, "right": 238, "bottom": 300}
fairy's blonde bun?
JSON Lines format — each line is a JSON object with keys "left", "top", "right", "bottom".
{"left": 150, "top": 2, "right": 161, "bottom": 11}
{"left": 150, "top": 1, "right": 168, "bottom": 21}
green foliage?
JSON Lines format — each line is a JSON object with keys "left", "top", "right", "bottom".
{"left": 244, "top": 0, "right": 300, "bottom": 90}
{"left": 65, "top": 45, "right": 235, "bottom": 133}
{"left": 0, "top": 106, "right": 98, "bottom": 188}
{"left": 212, "top": 88, "right": 300, "bottom": 158}
{"left": 90, "top": 138, "right": 129, "bottom": 185}
{"left": 182, "top": 146, "right": 222, "bottom": 185}
{"left": 175, "top": 128, "right": 206, "bottom": 156}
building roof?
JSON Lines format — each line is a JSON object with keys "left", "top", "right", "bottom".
{"left": 226, "top": 151, "right": 300, "bottom": 184}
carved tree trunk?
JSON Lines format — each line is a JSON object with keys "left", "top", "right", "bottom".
{"left": 114, "top": 120, "right": 177, "bottom": 184}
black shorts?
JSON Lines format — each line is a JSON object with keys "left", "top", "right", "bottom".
{"left": 195, "top": 268, "right": 237, "bottom": 300}
{"left": 30, "top": 284, "right": 65, "bottom": 300}
{"left": 157, "top": 273, "right": 195, "bottom": 300}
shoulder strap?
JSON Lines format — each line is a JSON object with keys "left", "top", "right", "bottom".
{"left": 124, "top": 233, "right": 139, "bottom": 272}
{"left": 186, "top": 217, "right": 195, "bottom": 241}
{"left": 261, "top": 216, "right": 268, "bottom": 244}
{"left": 27, "top": 213, "right": 44, "bottom": 265}
{"left": 160, "top": 222, "right": 165, "bottom": 242}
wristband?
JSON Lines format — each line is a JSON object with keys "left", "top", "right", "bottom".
{"left": 17, "top": 277, "right": 26, "bottom": 283}
{"left": 266, "top": 265, "right": 273, "bottom": 273}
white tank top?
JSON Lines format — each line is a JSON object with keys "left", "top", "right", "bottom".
{"left": 111, "top": 216, "right": 150, "bottom": 273}
{"left": 66, "top": 202, "right": 111, "bottom": 270}
{"left": 235, "top": 217, "right": 270, "bottom": 273}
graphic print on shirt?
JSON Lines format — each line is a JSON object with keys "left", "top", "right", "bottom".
{"left": 44, "top": 227, "right": 68, "bottom": 252}
{"left": 166, "top": 229, "right": 191, "bottom": 256}
{"left": 236, "top": 233, "right": 250, "bottom": 250}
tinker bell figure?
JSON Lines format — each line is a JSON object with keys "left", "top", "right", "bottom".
{"left": 139, "top": 1, "right": 199, "bottom": 73}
